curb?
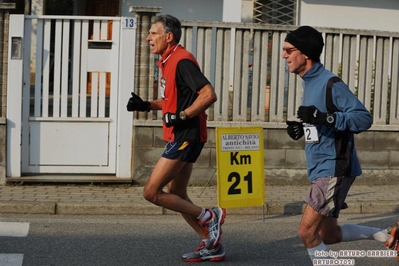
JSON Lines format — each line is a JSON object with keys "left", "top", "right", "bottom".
{"left": 1, "top": 201, "right": 398, "bottom": 216}
{"left": 56, "top": 202, "right": 162, "bottom": 215}
{"left": 0, "top": 201, "right": 55, "bottom": 215}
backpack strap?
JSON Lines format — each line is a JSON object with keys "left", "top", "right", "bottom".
{"left": 326, "top": 76, "right": 341, "bottom": 113}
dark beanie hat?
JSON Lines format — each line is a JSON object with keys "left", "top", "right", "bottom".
{"left": 285, "top": 26, "right": 324, "bottom": 62}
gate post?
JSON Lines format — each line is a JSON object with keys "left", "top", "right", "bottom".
{"left": 129, "top": 6, "right": 162, "bottom": 120}
{"left": 6, "top": 14, "right": 23, "bottom": 179}
{"left": 0, "top": 2, "right": 16, "bottom": 117}
{"left": 0, "top": 3, "right": 16, "bottom": 183}
{"left": 116, "top": 17, "right": 138, "bottom": 178}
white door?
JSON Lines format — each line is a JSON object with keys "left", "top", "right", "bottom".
{"left": 7, "top": 15, "right": 136, "bottom": 177}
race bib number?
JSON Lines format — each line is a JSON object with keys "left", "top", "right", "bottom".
{"left": 303, "top": 123, "right": 319, "bottom": 143}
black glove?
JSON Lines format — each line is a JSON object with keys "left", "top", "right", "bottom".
{"left": 297, "top": 105, "right": 335, "bottom": 127}
{"left": 162, "top": 112, "right": 181, "bottom": 128}
{"left": 286, "top": 121, "right": 304, "bottom": 140}
{"left": 127, "top": 92, "right": 150, "bottom": 112}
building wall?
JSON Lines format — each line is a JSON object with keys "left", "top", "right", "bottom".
{"left": 300, "top": 0, "right": 399, "bottom": 32}
{"left": 123, "top": 0, "right": 399, "bottom": 31}
{"left": 133, "top": 125, "right": 399, "bottom": 186}
{"left": 122, "top": 0, "right": 254, "bottom": 22}
{"left": 121, "top": 0, "right": 223, "bottom": 21}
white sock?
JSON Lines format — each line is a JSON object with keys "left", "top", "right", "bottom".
{"left": 197, "top": 208, "right": 211, "bottom": 221}
{"left": 308, "top": 242, "right": 328, "bottom": 263}
{"left": 340, "top": 224, "right": 390, "bottom": 243}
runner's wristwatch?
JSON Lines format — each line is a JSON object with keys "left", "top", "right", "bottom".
{"left": 179, "top": 111, "right": 188, "bottom": 120}
{"left": 326, "top": 114, "right": 334, "bottom": 124}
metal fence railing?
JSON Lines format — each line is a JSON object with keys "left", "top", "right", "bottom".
{"left": 135, "top": 21, "right": 399, "bottom": 128}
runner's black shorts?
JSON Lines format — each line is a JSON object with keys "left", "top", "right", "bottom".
{"left": 161, "top": 141, "right": 205, "bottom": 163}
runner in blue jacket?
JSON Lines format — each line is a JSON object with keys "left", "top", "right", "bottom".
{"left": 283, "top": 25, "right": 399, "bottom": 265}
{"left": 300, "top": 61, "right": 371, "bottom": 182}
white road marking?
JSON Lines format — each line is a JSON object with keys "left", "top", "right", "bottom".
{"left": 0, "top": 254, "right": 23, "bottom": 266}
{"left": 0, "top": 222, "right": 29, "bottom": 237}
{"left": 0, "top": 222, "right": 29, "bottom": 266}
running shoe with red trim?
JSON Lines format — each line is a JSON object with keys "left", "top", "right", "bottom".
{"left": 385, "top": 221, "right": 399, "bottom": 251}
{"left": 182, "top": 242, "right": 225, "bottom": 262}
{"left": 199, "top": 207, "right": 226, "bottom": 249}
{"left": 384, "top": 221, "right": 399, "bottom": 261}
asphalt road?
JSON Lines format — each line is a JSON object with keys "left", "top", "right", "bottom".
{"left": 0, "top": 213, "right": 398, "bottom": 266}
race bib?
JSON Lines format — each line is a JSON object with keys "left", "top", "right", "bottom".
{"left": 303, "top": 123, "right": 319, "bottom": 143}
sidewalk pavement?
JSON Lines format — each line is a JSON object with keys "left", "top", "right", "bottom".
{"left": 0, "top": 184, "right": 398, "bottom": 216}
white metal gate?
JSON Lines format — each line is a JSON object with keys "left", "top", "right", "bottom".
{"left": 7, "top": 15, "right": 136, "bottom": 178}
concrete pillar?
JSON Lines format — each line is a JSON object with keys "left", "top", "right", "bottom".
{"left": 0, "top": 2, "right": 16, "bottom": 184}
{"left": 129, "top": 6, "right": 162, "bottom": 120}
{"left": 31, "top": 0, "right": 45, "bottom": 14}
{"left": 30, "top": 0, "right": 45, "bottom": 83}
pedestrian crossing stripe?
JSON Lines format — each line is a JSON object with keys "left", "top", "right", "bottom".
{"left": 0, "top": 222, "right": 28, "bottom": 266}
{"left": 0, "top": 254, "right": 23, "bottom": 266}
{"left": 0, "top": 222, "right": 29, "bottom": 237}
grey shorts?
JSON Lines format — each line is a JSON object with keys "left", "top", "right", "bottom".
{"left": 304, "top": 176, "right": 356, "bottom": 218}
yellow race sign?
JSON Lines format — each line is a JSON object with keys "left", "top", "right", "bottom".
{"left": 216, "top": 127, "right": 265, "bottom": 208}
